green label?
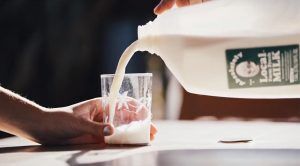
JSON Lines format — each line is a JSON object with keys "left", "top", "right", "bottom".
{"left": 226, "top": 44, "right": 300, "bottom": 89}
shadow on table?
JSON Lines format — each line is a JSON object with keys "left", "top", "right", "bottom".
{"left": 0, "top": 144, "right": 105, "bottom": 153}
{"left": 0, "top": 143, "right": 145, "bottom": 153}
{"left": 65, "top": 149, "right": 300, "bottom": 166}
{"left": 0, "top": 143, "right": 146, "bottom": 166}
{"left": 1, "top": 145, "right": 300, "bottom": 166}
{"left": 62, "top": 149, "right": 300, "bottom": 166}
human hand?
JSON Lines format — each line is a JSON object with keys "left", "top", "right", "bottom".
{"left": 154, "top": 0, "right": 209, "bottom": 15}
{"left": 34, "top": 98, "right": 113, "bottom": 145}
{"left": 35, "top": 98, "right": 157, "bottom": 145}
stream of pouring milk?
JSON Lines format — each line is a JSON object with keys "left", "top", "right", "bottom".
{"left": 108, "top": 40, "right": 139, "bottom": 123}
{"left": 106, "top": 39, "right": 151, "bottom": 144}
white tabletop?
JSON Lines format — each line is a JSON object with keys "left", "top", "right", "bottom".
{"left": 0, "top": 120, "right": 300, "bottom": 165}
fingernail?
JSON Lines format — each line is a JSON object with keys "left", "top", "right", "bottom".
{"left": 103, "top": 125, "right": 113, "bottom": 136}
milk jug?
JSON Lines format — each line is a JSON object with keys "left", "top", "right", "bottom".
{"left": 137, "top": 0, "right": 300, "bottom": 99}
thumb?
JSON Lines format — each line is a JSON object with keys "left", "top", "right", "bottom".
{"left": 81, "top": 121, "right": 114, "bottom": 137}
{"left": 154, "top": 0, "right": 175, "bottom": 15}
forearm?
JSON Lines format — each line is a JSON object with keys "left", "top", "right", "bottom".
{"left": 0, "top": 86, "right": 48, "bottom": 142}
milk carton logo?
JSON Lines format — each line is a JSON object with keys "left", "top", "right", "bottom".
{"left": 228, "top": 52, "right": 260, "bottom": 87}
{"left": 226, "top": 45, "right": 300, "bottom": 89}
{"left": 228, "top": 52, "right": 245, "bottom": 86}
{"left": 236, "top": 60, "right": 260, "bottom": 78}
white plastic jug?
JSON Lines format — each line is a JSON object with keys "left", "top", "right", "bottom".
{"left": 137, "top": 0, "right": 300, "bottom": 99}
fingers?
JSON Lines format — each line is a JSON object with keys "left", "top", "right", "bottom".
{"left": 154, "top": 0, "right": 176, "bottom": 15}
{"left": 110, "top": 97, "right": 150, "bottom": 123}
{"left": 150, "top": 133, "right": 155, "bottom": 141}
{"left": 154, "top": 0, "right": 210, "bottom": 15}
{"left": 72, "top": 98, "right": 103, "bottom": 118}
{"left": 154, "top": 0, "right": 189, "bottom": 15}
{"left": 176, "top": 0, "right": 190, "bottom": 7}
{"left": 151, "top": 123, "right": 158, "bottom": 135}
{"left": 80, "top": 120, "right": 114, "bottom": 138}
{"left": 150, "top": 123, "right": 158, "bottom": 141}
{"left": 72, "top": 98, "right": 102, "bottom": 110}
{"left": 93, "top": 108, "right": 104, "bottom": 122}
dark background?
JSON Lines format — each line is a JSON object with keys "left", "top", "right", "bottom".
{"left": 0, "top": 0, "right": 158, "bottom": 107}
{"left": 0, "top": 0, "right": 160, "bottom": 137}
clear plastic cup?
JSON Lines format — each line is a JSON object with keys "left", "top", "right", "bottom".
{"left": 101, "top": 73, "right": 152, "bottom": 145}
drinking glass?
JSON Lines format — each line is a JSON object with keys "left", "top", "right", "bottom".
{"left": 101, "top": 73, "right": 152, "bottom": 145}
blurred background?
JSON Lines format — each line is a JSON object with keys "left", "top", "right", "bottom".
{"left": 1, "top": 0, "right": 300, "bottom": 138}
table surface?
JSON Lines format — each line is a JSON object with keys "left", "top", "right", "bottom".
{"left": 1, "top": 120, "right": 300, "bottom": 166}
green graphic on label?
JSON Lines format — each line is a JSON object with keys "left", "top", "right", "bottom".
{"left": 226, "top": 44, "right": 300, "bottom": 89}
